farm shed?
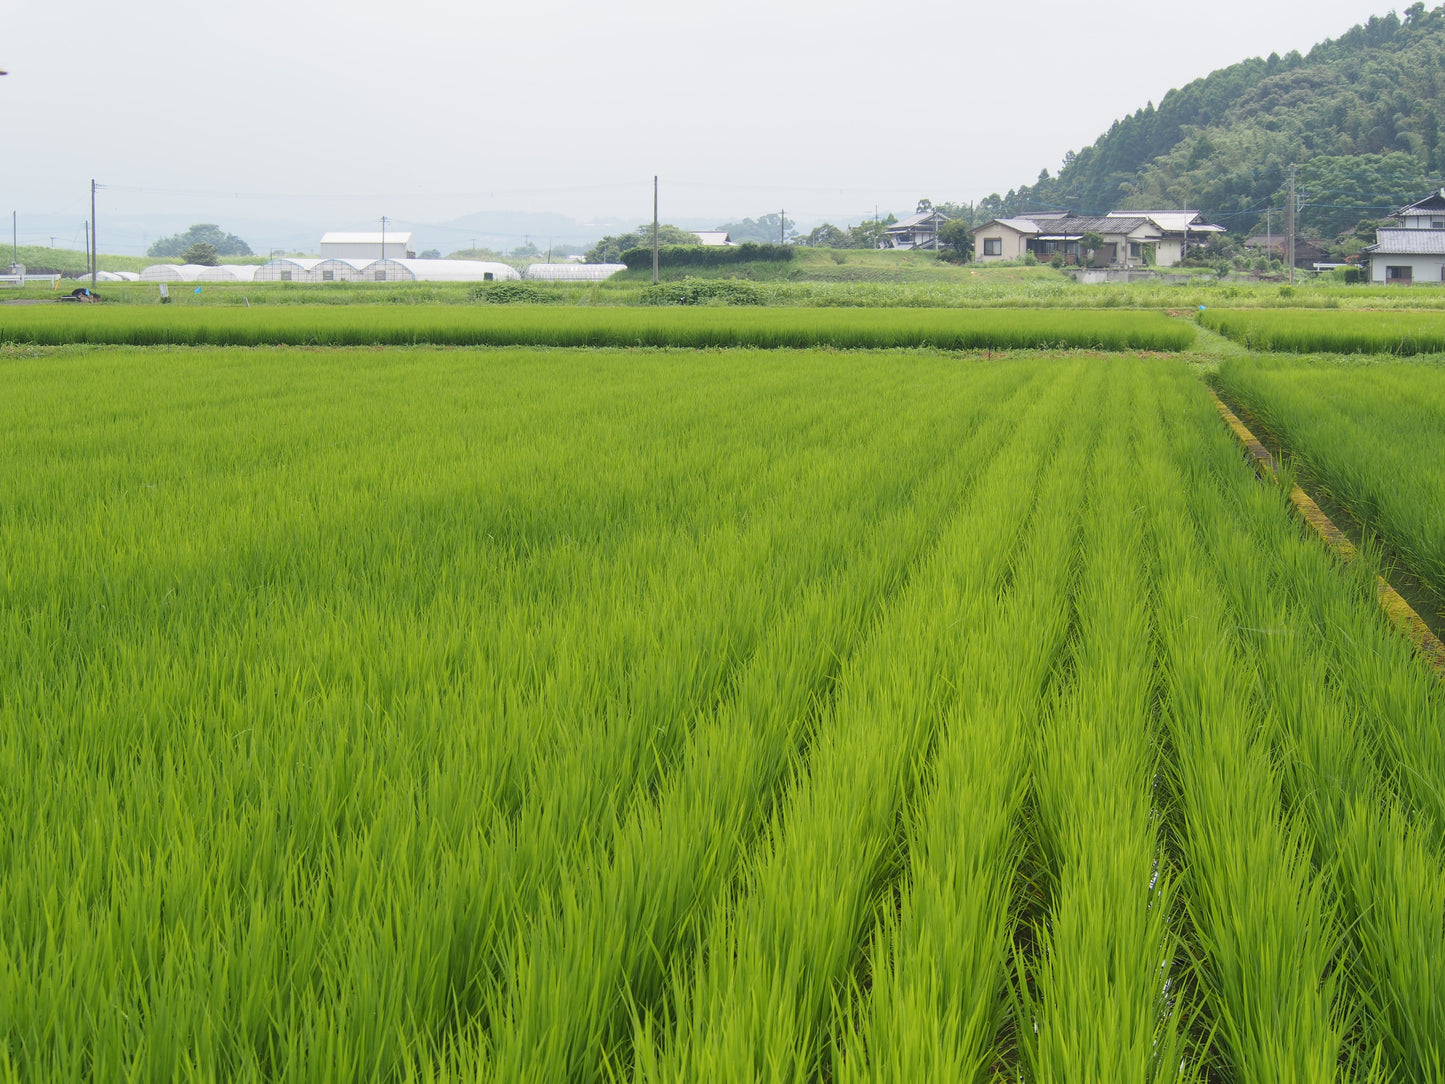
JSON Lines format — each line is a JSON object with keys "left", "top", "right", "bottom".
{"left": 524, "top": 263, "right": 626, "bottom": 281}
{"left": 320, "top": 232, "right": 414, "bottom": 260}
{"left": 252, "top": 258, "right": 325, "bottom": 282}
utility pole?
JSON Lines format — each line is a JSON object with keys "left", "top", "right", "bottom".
{"left": 84, "top": 221, "right": 90, "bottom": 278}
{"left": 91, "top": 179, "right": 97, "bottom": 289}
{"left": 1287, "top": 164, "right": 1297, "bottom": 287}
{"left": 381, "top": 215, "right": 387, "bottom": 262}
{"left": 11, "top": 211, "right": 16, "bottom": 267}
{"left": 652, "top": 175, "right": 659, "bottom": 286}
{"left": 780, "top": 209, "right": 785, "bottom": 245}
{"left": 1266, "top": 208, "right": 1272, "bottom": 267}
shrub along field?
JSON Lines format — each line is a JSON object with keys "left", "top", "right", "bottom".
{"left": 0, "top": 304, "right": 1197, "bottom": 351}
{"left": 1217, "top": 352, "right": 1445, "bottom": 600}
{"left": 3, "top": 343, "right": 1443, "bottom": 1081}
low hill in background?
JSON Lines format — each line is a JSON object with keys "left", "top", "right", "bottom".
{"left": 982, "top": 5, "right": 1445, "bottom": 244}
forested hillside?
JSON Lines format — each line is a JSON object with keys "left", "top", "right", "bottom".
{"left": 979, "top": 4, "right": 1445, "bottom": 242}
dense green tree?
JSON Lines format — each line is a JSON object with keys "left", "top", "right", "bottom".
{"left": 179, "top": 242, "right": 220, "bottom": 266}
{"left": 993, "top": 5, "right": 1445, "bottom": 236}
{"left": 713, "top": 213, "right": 795, "bottom": 244}
{"left": 585, "top": 225, "right": 705, "bottom": 263}
{"left": 149, "top": 224, "right": 252, "bottom": 258}
{"left": 937, "top": 218, "right": 972, "bottom": 261}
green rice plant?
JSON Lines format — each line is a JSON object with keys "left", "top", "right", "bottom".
{"left": 1133, "top": 370, "right": 1359, "bottom": 1082}
{"left": 0, "top": 303, "right": 1196, "bottom": 351}
{"left": 1012, "top": 367, "right": 1193, "bottom": 1083}
{"left": 1201, "top": 308, "right": 1445, "bottom": 354}
{"left": 1217, "top": 352, "right": 1445, "bottom": 600}
{"left": 831, "top": 353, "right": 1098, "bottom": 1083}
{"left": 455, "top": 362, "right": 1063, "bottom": 1083}
{"left": 628, "top": 362, "right": 1098, "bottom": 1083}
{"left": 1144, "top": 361, "right": 1445, "bottom": 1081}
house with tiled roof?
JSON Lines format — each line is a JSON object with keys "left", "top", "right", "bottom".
{"left": 973, "top": 214, "right": 1163, "bottom": 268}
{"left": 1362, "top": 190, "right": 1445, "bottom": 284}
{"left": 881, "top": 210, "right": 949, "bottom": 250}
{"left": 973, "top": 209, "right": 1222, "bottom": 267}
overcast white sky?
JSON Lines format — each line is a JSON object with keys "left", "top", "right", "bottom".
{"left": 3, "top": 0, "right": 1398, "bottom": 253}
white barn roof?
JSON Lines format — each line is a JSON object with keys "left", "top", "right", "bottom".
{"left": 321, "top": 231, "right": 414, "bottom": 246}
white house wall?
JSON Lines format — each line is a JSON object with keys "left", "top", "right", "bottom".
{"left": 1370, "top": 255, "right": 1445, "bottom": 283}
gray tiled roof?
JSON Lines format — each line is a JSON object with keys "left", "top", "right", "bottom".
{"left": 1370, "top": 229, "right": 1445, "bottom": 255}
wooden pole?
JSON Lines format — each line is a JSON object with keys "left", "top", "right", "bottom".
{"left": 91, "top": 180, "right": 97, "bottom": 289}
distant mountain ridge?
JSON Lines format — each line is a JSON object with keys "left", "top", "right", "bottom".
{"left": 982, "top": 5, "right": 1445, "bottom": 240}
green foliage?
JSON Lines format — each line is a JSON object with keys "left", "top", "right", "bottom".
{"left": 710, "top": 213, "right": 795, "bottom": 244}
{"left": 983, "top": 6, "right": 1445, "bottom": 238}
{"left": 468, "top": 281, "right": 562, "bottom": 304}
{"left": 180, "top": 242, "right": 220, "bottom": 266}
{"left": 618, "top": 243, "right": 796, "bottom": 271}
{"left": 937, "top": 219, "right": 973, "bottom": 262}
{"left": 147, "top": 223, "right": 252, "bottom": 258}
{"left": 586, "top": 224, "right": 704, "bottom": 263}
{"left": 638, "top": 278, "right": 769, "bottom": 305}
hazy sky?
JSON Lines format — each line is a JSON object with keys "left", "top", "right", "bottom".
{"left": 3, "top": 0, "right": 1397, "bottom": 253}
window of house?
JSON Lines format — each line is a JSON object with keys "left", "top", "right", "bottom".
{"left": 1432, "top": 219, "right": 1445, "bottom": 228}
{"left": 983, "top": 238, "right": 1002, "bottom": 256}
{"left": 1128, "top": 242, "right": 1141, "bottom": 258}
{"left": 1386, "top": 266, "right": 1413, "bottom": 283}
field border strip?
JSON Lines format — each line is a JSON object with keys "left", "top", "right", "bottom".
{"left": 1209, "top": 389, "right": 1445, "bottom": 678}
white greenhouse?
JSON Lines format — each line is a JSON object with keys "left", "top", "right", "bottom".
{"left": 140, "top": 264, "right": 213, "bottom": 282}
{"left": 524, "top": 263, "right": 626, "bottom": 281}
{"left": 396, "top": 259, "right": 520, "bottom": 282}
{"left": 196, "top": 264, "right": 259, "bottom": 282}
{"left": 252, "top": 258, "right": 326, "bottom": 282}
{"left": 75, "top": 270, "right": 140, "bottom": 282}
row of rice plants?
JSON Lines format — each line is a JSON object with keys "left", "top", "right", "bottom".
{"left": 0, "top": 345, "right": 1070, "bottom": 1080}
{"left": 1013, "top": 368, "right": 1191, "bottom": 1079}
{"left": 1137, "top": 376, "right": 1357, "bottom": 1079}
{"left": 1216, "top": 353, "right": 1445, "bottom": 599}
{"left": 1148, "top": 363, "right": 1445, "bottom": 1080}
{"left": 832, "top": 353, "right": 1101, "bottom": 1081}
{"left": 0, "top": 303, "right": 1196, "bottom": 351}
{"left": 625, "top": 361, "right": 1100, "bottom": 1083}
{"left": 1201, "top": 308, "right": 1445, "bottom": 353}
{"left": 453, "top": 363, "right": 1066, "bottom": 1082}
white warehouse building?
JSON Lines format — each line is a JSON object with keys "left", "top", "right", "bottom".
{"left": 319, "top": 231, "right": 414, "bottom": 260}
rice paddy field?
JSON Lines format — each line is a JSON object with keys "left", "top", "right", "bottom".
{"left": 1201, "top": 307, "right": 1445, "bottom": 354}
{"left": 3, "top": 321, "right": 1444, "bottom": 1084}
{"left": 0, "top": 304, "right": 1195, "bottom": 352}
{"left": 1217, "top": 352, "right": 1445, "bottom": 603}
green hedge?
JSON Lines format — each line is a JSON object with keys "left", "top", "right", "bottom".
{"left": 620, "top": 243, "right": 796, "bottom": 270}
